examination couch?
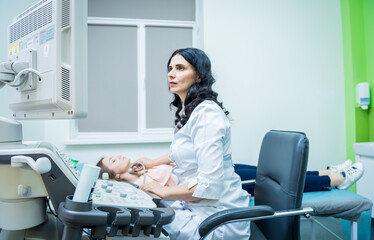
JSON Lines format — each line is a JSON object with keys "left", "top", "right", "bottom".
{"left": 301, "top": 188, "right": 372, "bottom": 240}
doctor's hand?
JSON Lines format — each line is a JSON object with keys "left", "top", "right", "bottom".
{"left": 139, "top": 181, "right": 167, "bottom": 199}
{"left": 131, "top": 157, "right": 155, "bottom": 171}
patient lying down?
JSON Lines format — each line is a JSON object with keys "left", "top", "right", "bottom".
{"left": 96, "top": 155, "right": 177, "bottom": 187}
{"left": 97, "top": 155, "right": 364, "bottom": 197}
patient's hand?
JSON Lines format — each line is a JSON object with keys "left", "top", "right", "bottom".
{"left": 139, "top": 181, "right": 166, "bottom": 198}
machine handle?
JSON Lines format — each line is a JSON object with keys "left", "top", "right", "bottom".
{"left": 11, "top": 155, "right": 51, "bottom": 174}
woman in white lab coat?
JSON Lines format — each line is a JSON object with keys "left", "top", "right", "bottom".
{"left": 131, "top": 48, "right": 251, "bottom": 240}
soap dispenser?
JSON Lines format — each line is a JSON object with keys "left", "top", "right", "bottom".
{"left": 356, "top": 82, "right": 370, "bottom": 110}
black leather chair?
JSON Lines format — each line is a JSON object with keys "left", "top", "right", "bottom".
{"left": 198, "top": 130, "right": 312, "bottom": 240}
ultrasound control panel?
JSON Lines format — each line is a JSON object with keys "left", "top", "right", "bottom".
{"left": 36, "top": 141, "right": 81, "bottom": 181}
{"left": 0, "top": 140, "right": 175, "bottom": 239}
{"left": 93, "top": 179, "right": 157, "bottom": 208}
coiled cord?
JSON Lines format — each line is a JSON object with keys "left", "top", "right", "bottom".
{"left": 132, "top": 162, "right": 146, "bottom": 185}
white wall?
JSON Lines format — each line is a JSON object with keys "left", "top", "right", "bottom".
{"left": 204, "top": 0, "right": 346, "bottom": 169}
{"left": 0, "top": 0, "right": 346, "bottom": 170}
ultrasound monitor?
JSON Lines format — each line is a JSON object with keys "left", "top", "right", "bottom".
{"left": 0, "top": 0, "right": 87, "bottom": 119}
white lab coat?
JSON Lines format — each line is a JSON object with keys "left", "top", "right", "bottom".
{"left": 164, "top": 100, "right": 251, "bottom": 240}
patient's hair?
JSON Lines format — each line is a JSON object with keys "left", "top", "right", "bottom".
{"left": 96, "top": 157, "right": 115, "bottom": 179}
{"left": 168, "top": 48, "right": 229, "bottom": 129}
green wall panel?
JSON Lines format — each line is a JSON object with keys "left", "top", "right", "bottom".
{"left": 341, "top": 0, "right": 374, "bottom": 191}
{"left": 355, "top": 108, "right": 369, "bottom": 142}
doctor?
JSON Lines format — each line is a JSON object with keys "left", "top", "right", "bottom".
{"left": 131, "top": 48, "right": 251, "bottom": 239}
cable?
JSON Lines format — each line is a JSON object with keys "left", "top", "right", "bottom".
{"left": 12, "top": 68, "right": 41, "bottom": 87}
{"left": 82, "top": 228, "right": 90, "bottom": 235}
{"left": 47, "top": 197, "right": 62, "bottom": 223}
{"left": 133, "top": 162, "right": 146, "bottom": 185}
{"left": 0, "top": 68, "right": 41, "bottom": 87}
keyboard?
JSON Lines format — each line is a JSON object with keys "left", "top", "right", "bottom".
{"left": 92, "top": 179, "right": 157, "bottom": 209}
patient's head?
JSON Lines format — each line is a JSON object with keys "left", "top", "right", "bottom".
{"left": 97, "top": 155, "right": 131, "bottom": 180}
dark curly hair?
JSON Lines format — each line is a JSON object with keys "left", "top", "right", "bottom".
{"left": 168, "top": 48, "right": 229, "bottom": 128}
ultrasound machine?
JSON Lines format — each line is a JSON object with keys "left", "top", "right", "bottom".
{"left": 0, "top": 1, "right": 174, "bottom": 239}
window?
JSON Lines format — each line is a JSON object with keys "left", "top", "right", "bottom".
{"left": 68, "top": 0, "right": 202, "bottom": 144}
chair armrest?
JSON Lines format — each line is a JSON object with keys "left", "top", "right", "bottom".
{"left": 198, "top": 205, "right": 274, "bottom": 238}
{"left": 198, "top": 206, "right": 314, "bottom": 240}
{"left": 241, "top": 179, "right": 256, "bottom": 185}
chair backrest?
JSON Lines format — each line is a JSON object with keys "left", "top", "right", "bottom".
{"left": 254, "top": 130, "right": 309, "bottom": 240}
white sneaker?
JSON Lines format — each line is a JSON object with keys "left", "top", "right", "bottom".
{"left": 329, "top": 160, "right": 353, "bottom": 175}
{"left": 338, "top": 162, "right": 364, "bottom": 190}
